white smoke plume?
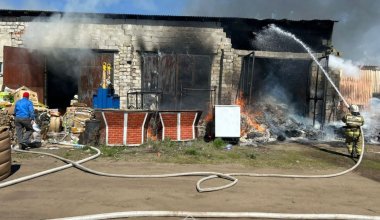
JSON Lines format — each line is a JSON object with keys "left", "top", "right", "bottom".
{"left": 183, "top": 0, "right": 380, "bottom": 66}
{"left": 329, "top": 55, "right": 361, "bottom": 78}
{"left": 22, "top": 0, "right": 116, "bottom": 49}
{"left": 23, "top": 15, "right": 94, "bottom": 49}
{"left": 362, "top": 98, "right": 380, "bottom": 143}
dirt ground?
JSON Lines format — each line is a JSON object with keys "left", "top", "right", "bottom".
{"left": 0, "top": 142, "right": 379, "bottom": 220}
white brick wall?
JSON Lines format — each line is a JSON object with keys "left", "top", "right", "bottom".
{"left": 0, "top": 16, "right": 235, "bottom": 108}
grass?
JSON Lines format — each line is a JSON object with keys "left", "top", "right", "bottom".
{"left": 11, "top": 140, "right": 380, "bottom": 172}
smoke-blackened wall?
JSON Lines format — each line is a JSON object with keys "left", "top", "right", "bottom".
{"left": 184, "top": 0, "right": 380, "bottom": 65}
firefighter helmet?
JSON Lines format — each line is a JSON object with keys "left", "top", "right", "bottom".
{"left": 349, "top": 104, "right": 359, "bottom": 113}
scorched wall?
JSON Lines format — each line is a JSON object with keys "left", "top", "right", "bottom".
{"left": 0, "top": 13, "right": 235, "bottom": 106}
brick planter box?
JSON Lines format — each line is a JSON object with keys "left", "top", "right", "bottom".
{"left": 158, "top": 111, "right": 202, "bottom": 141}
{"left": 96, "top": 110, "right": 152, "bottom": 146}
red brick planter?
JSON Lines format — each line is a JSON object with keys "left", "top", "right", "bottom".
{"left": 96, "top": 110, "right": 152, "bottom": 146}
{"left": 158, "top": 111, "right": 202, "bottom": 141}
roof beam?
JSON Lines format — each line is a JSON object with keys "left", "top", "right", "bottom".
{"left": 253, "top": 50, "right": 323, "bottom": 60}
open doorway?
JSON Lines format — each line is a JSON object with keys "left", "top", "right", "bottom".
{"left": 238, "top": 55, "right": 312, "bottom": 116}
{"left": 3, "top": 46, "right": 115, "bottom": 113}
{"left": 251, "top": 58, "right": 311, "bottom": 116}
{"left": 45, "top": 49, "right": 115, "bottom": 112}
{"left": 46, "top": 49, "right": 83, "bottom": 110}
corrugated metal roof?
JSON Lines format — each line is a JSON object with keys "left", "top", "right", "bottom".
{"left": 0, "top": 8, "right": 337, "bottom": 23}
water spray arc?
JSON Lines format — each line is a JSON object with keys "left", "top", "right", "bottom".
{"left": 268, "top": 24, "right": 350, "bottom": 108}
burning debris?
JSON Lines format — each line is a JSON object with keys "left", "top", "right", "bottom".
{"left": 237, "top": 96, "right": 323, "bottom": 146}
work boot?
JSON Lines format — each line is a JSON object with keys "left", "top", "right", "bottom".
{"left": 12, "top": 144, "right": 21, "bottom": 150}
{"left": 19, "top": 143, "right": 28, "bottom": 150}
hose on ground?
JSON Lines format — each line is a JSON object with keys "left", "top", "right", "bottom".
{"left": 6, "top": 127, "right": 365, "bottom": 193}
{"left": 49, "top": 210, "right": 380, "bottom": 220}
{"left": 9, "top": 145, "right": 239, "bottom": 192}
{"left": 0, "top": 145, "right": 101, "bottom": 188}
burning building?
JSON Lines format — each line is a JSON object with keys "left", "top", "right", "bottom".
{"left": 0, "top": 9, "right": 338, "bottom": 127}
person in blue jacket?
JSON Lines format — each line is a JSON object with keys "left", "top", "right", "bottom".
{"left": 14, "top": 92, "right": 35, "bottom": 150}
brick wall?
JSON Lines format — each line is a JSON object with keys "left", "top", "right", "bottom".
{"left": 126, "top": 113, "right": 148, "bottom": 145}
{"left": 0, "top": 16, "right": 237, "bottom": 106}
{"left": 97, "top": 110, "right": 150, "bottom": 146}
{"left": 159, "top": 112, "right": 200, "bottom": 141}
{"left": 180, "top": 112, "right": 197, "bottom": 140}
{"left": 104, "top": 112, "right": 124, "bottom": 145}
{"left": 160, "top": 113, "right": 178, "bottom": 140}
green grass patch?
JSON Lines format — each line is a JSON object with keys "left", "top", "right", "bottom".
{"left": 212, "top": 138, "right": 225, "bottom": 149}
{"left": 361, "top": 159, "right": 380, "bottom": 170}
{"left": 12, "top": 140, "right": 374, "bottom": 171}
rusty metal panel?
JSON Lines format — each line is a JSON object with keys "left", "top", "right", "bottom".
{"left": 340, "top": 69, "right": 373, "bottom": 106}
{"left": 79, "top": 53, "right": 113, "bottom": 107}
{"left": 159, "top": 54, "right": 177, "bottom": 94}
{"left": 142, "top": 54, "right": 159, "bottom": 90}
{"left": 3, "top": 46, "right": 45, "bottom": 103}
{"left": 142, "top": 53, "right": 212, "bottom": 110}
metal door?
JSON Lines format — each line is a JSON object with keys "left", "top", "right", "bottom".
{"left": 79, "top": 52, "right": 114, "bottom": 107}
{"left": 3, "top": 46, "right": 45, "bottom": 103}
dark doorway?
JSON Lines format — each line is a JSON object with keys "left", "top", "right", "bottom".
{"left": 238, "top": 55, "right": 312, "bottom": 116}
{"left": 45, "top": 49, "right": 114, "bottom": 111}
{"left": 3, "top": 46, "right": 114, "bottom": 112}
{"left": 46, "top": 49, "right": 82, "bottom": 110}
{"left": 252, "top": 58, "right": 311, "bottom": 116}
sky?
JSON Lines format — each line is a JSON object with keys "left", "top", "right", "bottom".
{"left": 0, "top": 0, "right": 379, "bottom": 65}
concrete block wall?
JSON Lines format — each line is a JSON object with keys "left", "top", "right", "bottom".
{"left": 0, "top": 16, "right": 235, "bottom": 108}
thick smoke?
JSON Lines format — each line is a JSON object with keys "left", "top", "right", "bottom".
{"left": 362, "top": 98, "right": 380, "bottom": 143}
{"left": 183, "top": 0, "right": 380, "bottom": 65}
{"left": 20, "top": 0, "right": 113, "bottom": 108}
{"left": 329, "top": 55, "right": 361, "bottom": 78}
{"left": 23, "top": 15, "right": 94, "bottom": 49}
{"left": 22, "top": 0, "right": 113, "bottom": 49}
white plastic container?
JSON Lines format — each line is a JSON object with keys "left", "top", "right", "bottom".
{"left": 214, "top": 105, "right": 241, "bottom": 138}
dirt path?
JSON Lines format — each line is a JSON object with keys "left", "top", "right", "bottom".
{"left": 0, "top": 145, "right": 379, "bottom": 219}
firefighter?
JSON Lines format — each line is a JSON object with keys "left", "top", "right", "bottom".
{"left": 342, "top": 104, "right": 364, "bottom": 158}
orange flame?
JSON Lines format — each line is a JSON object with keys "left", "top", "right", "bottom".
{"left": 204, "top": 110, "right": 213, "bottom": 122}
{"left": 147, "top": 127, "right": 157, "bottom": 141}
{"left": 235, "top": 92, "right": 266, "bottom": 135}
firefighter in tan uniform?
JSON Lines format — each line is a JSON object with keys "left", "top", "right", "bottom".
{"left": 342, "top": 105, "right": 364, "bottom": 158}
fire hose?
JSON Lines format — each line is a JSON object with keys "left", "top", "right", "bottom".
{"left": 2, "top": 134, "right": 378, "bottom": 220}
{"left": 1, "top": 128, "right": 365, "bottom": 192}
